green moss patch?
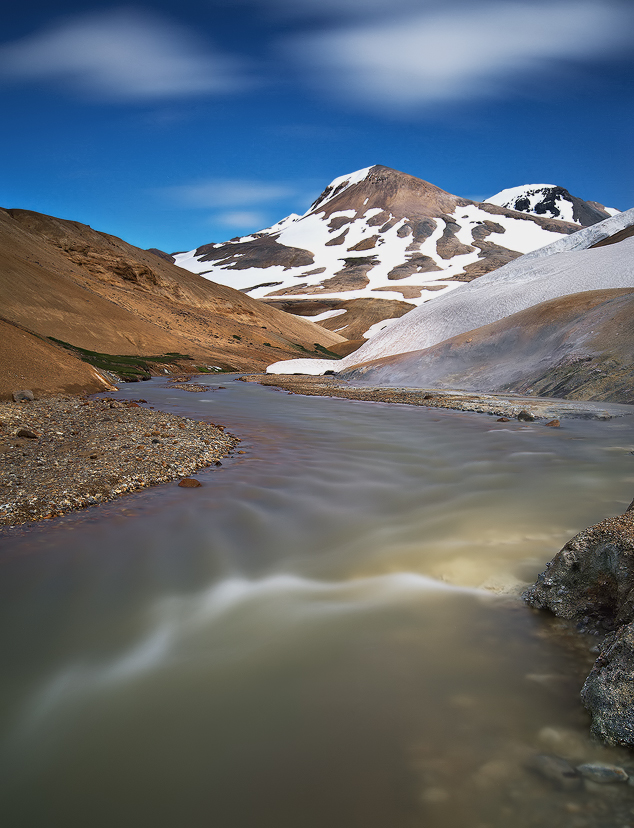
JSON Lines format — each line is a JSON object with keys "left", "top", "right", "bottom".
{"left": 48, "top": 338, "right": 193, "bottom": 381}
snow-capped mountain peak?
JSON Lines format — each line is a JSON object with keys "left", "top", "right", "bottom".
{"left": 485, "top": 184, "right": 618, "bottom": 226}
{"left": 172, "top": 166, "right": 612, "bottom": 344}
{"left": 309, "top": 167, "right": 374, "bottom": 212}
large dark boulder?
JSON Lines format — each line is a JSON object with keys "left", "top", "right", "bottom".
{"left": 524, "top": 501, "right": 634, "bottom": 746}
{"left": 524, "top": 506, "right": 634, "bottom": 632}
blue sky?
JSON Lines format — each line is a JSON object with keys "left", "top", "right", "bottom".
{"left": 1, "top": 0, "right": 633, "bottom": 253}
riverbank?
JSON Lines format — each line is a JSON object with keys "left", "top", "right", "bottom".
{"left": 240, "top": 374, "right": 634, "bottom": 421}
{"left": 0, "top": 394, "right": 238, "bottom": 527}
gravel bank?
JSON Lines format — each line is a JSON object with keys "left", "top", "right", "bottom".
{"left": 0, "top": 395, "right": 239, "bottom": 527}
{"left": 242, "top": 374, "right": 633, "bottom": 421}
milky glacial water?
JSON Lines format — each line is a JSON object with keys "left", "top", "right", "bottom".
{"left": 2, "top": 378, "right": 634, "bottom": 828}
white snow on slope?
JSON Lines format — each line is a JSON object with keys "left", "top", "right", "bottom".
{"left": 267, "top": 208, "right": 634, "bottom": 375}
{"left": 174, "top": 180, "right": 567, "bottom": 310}
{"left": 486, "top": 184, "right": 575, "bottom": 224}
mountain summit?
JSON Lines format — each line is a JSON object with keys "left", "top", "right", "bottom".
{"left": 485, "top": 184, "right": 618, "bottom": 226}
{"left": 174, "top": 165, "right": 593, "bottom": 340}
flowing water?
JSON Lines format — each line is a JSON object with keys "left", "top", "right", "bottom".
{"left": 2, "top": 378, "right": 634, "bottom": 828}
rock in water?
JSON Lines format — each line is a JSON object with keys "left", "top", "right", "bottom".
{"left": 576, "top": 762, "right": 628, "bottom": 783}
{"left": 525, "top": 504, "right": 634, "bottom": 746}
{"left": 581, "top": 626, "right": 634, "bottom": 746}
{"left": 517, "top": 410, "right": 535, "bottom": 422}
{"left": 526, "top": 754, "right": 581, "bottom": 790}
{"left": 178, "top": 478, "right": 202, "bottom": 488}
{"left": 524, "top": 509, "right": 634, "bottom": 631}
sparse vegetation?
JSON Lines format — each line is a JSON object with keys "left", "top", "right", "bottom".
{"left": 48, "top": 338, "right": 193, "bottom": 381}
{"left": 313, "top": 343, "right": 342, "bottom": 358}
{"left": 291, "top": 342, "right": 342, "bottom": 359}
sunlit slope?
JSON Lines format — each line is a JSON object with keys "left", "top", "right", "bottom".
{"left": 0, "top": 207, "right": 344, "bottom": 375}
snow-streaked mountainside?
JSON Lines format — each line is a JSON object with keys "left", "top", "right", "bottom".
{"left": 485, "top": 184, "right": 618, "bottom": 226}
{"left": 266, "top": 207, "right": 634, "bottom": 376}
{"left": 174, "top": 165, "right": 591, "bottom": 341}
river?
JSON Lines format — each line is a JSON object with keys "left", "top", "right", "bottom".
{"left": 1, "top": 377, "right": 634, "bottom": 827}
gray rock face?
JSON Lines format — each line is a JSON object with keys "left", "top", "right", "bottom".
{"left": 581, "top": 625, "right": 634, "bottom": 746}
{"left": 525, "top": 504, "right": 634, "bottom": 746}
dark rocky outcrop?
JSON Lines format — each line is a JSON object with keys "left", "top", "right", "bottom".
{"left": 525, "top": 503, "right": 634, "bottom": 746}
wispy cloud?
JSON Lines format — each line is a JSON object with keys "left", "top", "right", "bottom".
{"left": 215, "top": 210, "right": 269, "bottom": 228}
{"left": 165, "top": 178, "right": 298, "bottom": 208}
{"left": 0, "top": 8, "right": 250, "bottom": 101}
{"left": 163, "top": 177, "right": 303, "bottom": 236}
{"left": 283, "top": 0, "right": 634, "bottom": 111}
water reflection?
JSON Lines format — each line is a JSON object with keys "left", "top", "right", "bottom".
{"left": 1, "top": 378, "right": 633, "bottom": 827}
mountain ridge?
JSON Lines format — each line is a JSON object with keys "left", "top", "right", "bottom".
{"left": 173, "top": 165, "right": 603, "bottom": 341}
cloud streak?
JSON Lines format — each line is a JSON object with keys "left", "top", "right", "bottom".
{"left": 166, "top": 178, "right": 298, "bottom": 208}
{"left": 163, "top": 177, "right": 303, "bottom": 235}
{"left": 284, "top": 0, "right": 634, "bottom": 111}
{"left": 0, "top": 8, "right": 250, "bottom": 101}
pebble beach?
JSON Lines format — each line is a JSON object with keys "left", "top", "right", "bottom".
{"left": 0, "top": 392, "right": 239, "bottom": 527}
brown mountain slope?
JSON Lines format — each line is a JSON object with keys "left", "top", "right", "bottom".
{"left": 0, "top": 208, "right": 344, "bottom": 388}
{"left": 342, "top": 289, "right": 634, "bottom": 404}
{"left": 0, "top": 318, "right": 114, "bottom": 400}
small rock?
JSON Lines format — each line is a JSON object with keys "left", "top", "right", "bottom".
{"left": 178, "top": 478, "right": 201, "bottom": 488}
{"left": 527, "top": 754, "right": 582, "bottom": 790}
{"left": 214, "top": 461, "right": 222, "bottom": 466}
{"left": 545, "top": 419, "right": 561, "bottom": 428}
{"left": 13, "top": 390, "right": 34, "bottom": 402}
{"left": 497, "top": 416, "right": 511, "bottom": 422}
{"left": 16, "top": 428, "right": 39, "bottom": 439}
{"left": 576, "top": 763, "right": 628, "bottom": 783}
{"left": 517, "top": 410, "right": 535, "bottom": 422}
{"left": 537, "top": 727, "right": 588, "bottom": 761}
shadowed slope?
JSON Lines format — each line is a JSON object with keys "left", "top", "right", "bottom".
{"left": 342, "top": 289, "right": 634, "bottom": 404}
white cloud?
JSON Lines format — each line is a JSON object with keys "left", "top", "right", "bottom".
{"left": 0, "top": 8, "right": 249, "bottom": 101}
{"left": 166, "top": 179, "right": 297, "bottom": 208}
{"left": 215, "top": 210, "right": 268, "bottom": 228}
{"left": 248, "top": 0, "right": 427, "bottom": 19}
{"left": 285, "top": 0, "right": 634, "bottom": 110}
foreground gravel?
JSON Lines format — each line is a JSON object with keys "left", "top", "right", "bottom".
{"left": 0, "top": 395, "right": 239, "bottom": 527}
